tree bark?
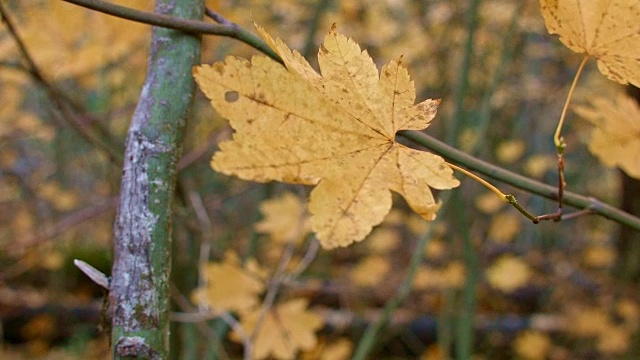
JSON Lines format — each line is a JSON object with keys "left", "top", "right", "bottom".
{"left": 109, "top": 0, "right": 203, "bottom": 358}
{"left": 618, "top": 85, "right": 640, "bottom": 281}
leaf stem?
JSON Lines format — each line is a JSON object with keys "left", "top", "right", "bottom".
{"left": 447, "top": 162, "right": 506, "bottom": 201}
{"left": 447, "top": 162, "right": 539, "bottom": 223}
{"left": 554, "top": 54, "right": 590, "bottom": 152}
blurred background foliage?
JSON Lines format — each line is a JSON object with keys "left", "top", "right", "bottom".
{"left": 1, "top": 0, "right": 639, "bottom": 359}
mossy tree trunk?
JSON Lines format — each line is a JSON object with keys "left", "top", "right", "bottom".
{"left": 109, "top": 0, "right": 203, "bottom": 358}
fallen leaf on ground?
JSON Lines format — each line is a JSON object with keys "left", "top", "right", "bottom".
{"left": 513, "top": 330, "right": 552, "bottom": 360}
{"left": 194, "top": 25, "right": 459, "bottom": 249}
{"left": 350, "top": 255, "right": 391, "bottom": 287}
{"left": 232, "top": 298, "right": 323, "bottom": 360}
{"left": 192, "top": 252, "right": 265, "bottom": 312}
{"left": 486, "top": 255, "right": 531, "bottom": 293}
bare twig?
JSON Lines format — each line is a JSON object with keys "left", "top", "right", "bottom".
{"left": 61, "top": 0, "right": 282, "bottom": 64}
{"left": 399, "top": 130, "right": 640, "bottom": 231}
{"left": 284, "top": 237, "right": 320, "bottom": 281}
{"left": 204, "top": 7, "right": 233, "bottom": 26}
{"left": 0, "top": 2, "right": 124, "bottom": 164}
{"left": 8, "top": 197, "right": 119, "bottom": 255}
{"left": 169, "top": 283, "right": 247, "bottom": 360}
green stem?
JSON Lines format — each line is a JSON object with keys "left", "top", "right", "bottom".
{"left": 554, "top": 55, "right": 590, "bottom": 152}
{"left": 446, "top": 0, "right": 482, "bottom": 145}
{"left": 455, "top": 193, "right": 477, "bottom": 360}
{"left": 351, "top": 230, "right": 432, "bottom": 360}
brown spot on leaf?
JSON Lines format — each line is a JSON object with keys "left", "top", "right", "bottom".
{"left": 225, "top": 91, "right": 239, "bottom": 102}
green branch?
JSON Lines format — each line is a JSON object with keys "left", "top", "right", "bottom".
{"left": 399, "top": 130, "right": 640, "bottom": 231}
{"left": 61, "top": 0, "right": 282, "bottom": 64}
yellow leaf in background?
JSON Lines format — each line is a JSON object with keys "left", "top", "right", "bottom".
{"left": 442, "top": 261, "right": 466, "bottom": 288}
{"left": 367, "top": 227, "right": 401, "bottom": 253}
{"left": 420, "top": 344, "right": 445, "bottom": 360}
{"left": 302, "top": 337, "right": 352, "bottom": 360}
{"left": 568, "top": 307, "right": 611, "bottom": 337}
{"left": 192, "top": 252, "right": 265, "bottom": 312}
{"left": 496, "top": 140, "right": 525, "bottom": 164}
{"left": 255, "top": 192, "right": 309, "bottom": 244}
{"left": 38, "top": 182, "right": 79, "bottom": 211}
{"left": 488, "top": 212, "right": 522, "bottom": 243}
{"left": 582, "top": 244, "right": 616, "bottom": 268}
{"left": 486, "top": 255, "right": 531, "bottom": 293}
{"left": 406, "top": 213, "right": 430, "bottom": 235}
{"left": 597, "top": 325, "right": 630, "bottom": 354}
{"left": 540, "top": 0, "right": 640, "bottom": 86}
{"left": 16, "top": 0, "right": 151, "bottom": 82}
{"left": 574, "top": 93, "right": 640, "bottom": 179}
{"left": 41, "top": 251, "right": 64, "bottom": 271}
{"left": 193, "top": 25, "right": 459, "bottom": 249}
{"left": 524, "top": 154, "right": 556, "bottom": 178}
{"left": 423, "top": 238, "right": 447, "bottom": 260}
{"left": 617, "top": 298, "right": 640, "bottom": 331}
{"left": 513, "top": 330, "right": 552, "bottom": 360}
{"left": 233, "top": 298, "right": 323, "bottom": 360}
{"left": 350, "top": 255, "right": 390, "bottom": 287}
{"left": 412, "top": 261, "right": 465, "bottom": 290}
{"left": 475, "top": 191, "right": 506, "bottom": 214}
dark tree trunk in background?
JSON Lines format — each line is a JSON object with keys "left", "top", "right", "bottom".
{"left": 618, "top": 85, "right": 640, "bottom": 281}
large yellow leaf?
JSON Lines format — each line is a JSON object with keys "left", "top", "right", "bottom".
{"left": 540, "top": 0, "right": 640, "bottom": 86}
{"left": 194, "top": 25, "right": 459, "bottom": 249}
{"left": 574, "top": 93, "right": 640, "bottom": 179}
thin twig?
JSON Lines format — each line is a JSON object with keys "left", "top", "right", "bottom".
{"left": 61, "top": 0, "right": 283, "bottom": 64}
{"left": 169, "top": 283, "right": 239, "bottom": 360}
{"left": 399, "top": 130, "right": 640, "bottom": 231}
{"left": 352, "top": 230, "right": 433, "bottom": 360}
{"left": 8, "top": 197, "right": 119, "bottom": 255}
{"left": 284, "top": 237, "right": 320, "bottom": 281}
{"left": 204, "top": 7, "right": 233, "bottom": 26}
{"left": 188, "top": 190, "right": 213, "bottom": 290}
{"left": 252, "top": 237, "right": 297, "bottom": 342}
{"left": 0, "top": 2, "right": 124, "bottom": 164}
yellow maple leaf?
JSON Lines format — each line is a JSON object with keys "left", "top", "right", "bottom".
{"left": 193, "top": 25, "right": 459, "bottom": 249}
{"left": 539, "top": 0, "right": 640, "bottom": 86}
{"left": 255, "top": 192, "right": 310, "bottom": 244}
{"left": 191, "top": 252, "right": 265, "bottom": 312}
{"left": 232, "top": 298, "right": 324, "bottom": 360}
{"left": 574, "top": 93, "right": 640, "bottom": 179}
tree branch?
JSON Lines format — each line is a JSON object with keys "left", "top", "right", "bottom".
{"left": 399, "top": 130, "right": 640, "bottom": 231}
{"left": 60, "top": 0, "right": 640, "bottom": 233}
{"left": 61, "top": 0, "right": 282, "bottom": 64}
